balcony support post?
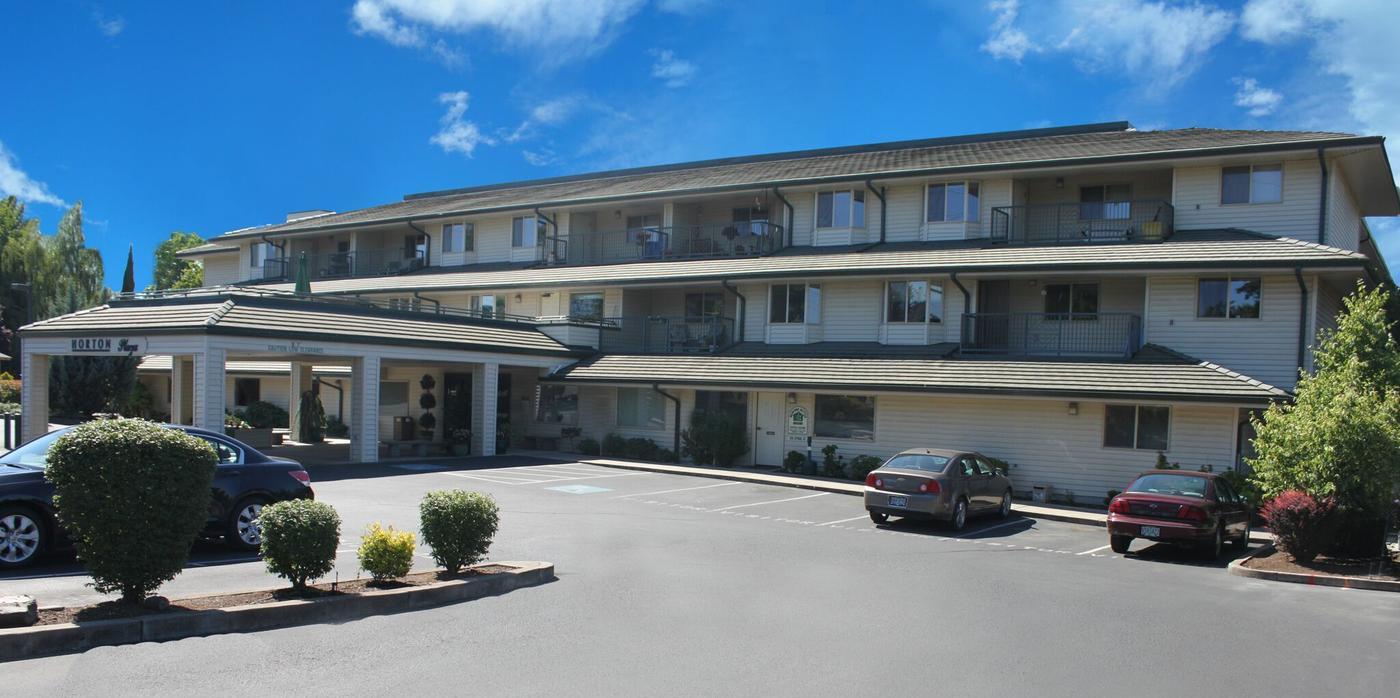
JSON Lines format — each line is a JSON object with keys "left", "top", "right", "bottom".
{"left": 773, "top": 187, "right": 795, "bottom": 249}
{"left": 721, "top": 279, "right": 745, "bottom": 343}
{"left": 652, "top": 383, "right": 681, "bottom": 459}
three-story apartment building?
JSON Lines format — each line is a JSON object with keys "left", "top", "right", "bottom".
{"left": 20, "top": 122, "right": 1399, "bottom": 502}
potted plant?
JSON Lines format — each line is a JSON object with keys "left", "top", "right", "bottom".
{"left": 496, "top": 419, "right": 511, "bottom": 454}
{"left": 417, "top": 374, "right": 437, "bottom": 442}
{"left": 449, "top": 427, "right": 472, "bottom": 457}
{"left": 560, "top": 426, "right": 582, "bottom": 451}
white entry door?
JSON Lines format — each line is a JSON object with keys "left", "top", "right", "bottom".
{"left": 755, "top": 392, "right": 785, "bottom": 466}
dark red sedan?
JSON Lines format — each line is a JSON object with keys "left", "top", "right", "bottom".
{"left": 1106, "top": 471, "right": 1251, "bottom": 558}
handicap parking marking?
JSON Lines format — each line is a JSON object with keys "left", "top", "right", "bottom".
{"left": 614, "top": 481, "right": 741, "bottom": 499}
{"left": 545, "top": 484, "right": 614, "bottom": 495}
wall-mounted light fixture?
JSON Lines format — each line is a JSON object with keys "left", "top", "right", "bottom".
{"left": 1067, "top": 402, "right": 1079, "bottom": 416}
{"left": 514, "top": 293, "right": 523, "bottom": 302}
{"left": 786, "top": 392, "right": 797, "bottom": 404}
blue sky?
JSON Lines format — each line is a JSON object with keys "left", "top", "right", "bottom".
{"left": 2, "top": 0, "right": 1399, "bottom": 288}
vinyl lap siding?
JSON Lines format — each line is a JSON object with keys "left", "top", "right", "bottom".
{"left": 822, "top": 280, "right": 881, "bottom": 341}
{"left": 883, "top": 185, "right": 923, "bottom": 242}
{"left": 1326, "top": 168, "right": 1361, "bottom": 252}
{"left": 1146, "top": 274, "right": 1300, "bottom": 388}
{"left": 201, "top": 255, "right": 239, "bottom": 287}
{"left": 1172, "top": 159, "right": 1321, "bottom": 240}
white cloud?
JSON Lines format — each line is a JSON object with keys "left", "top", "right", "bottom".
{"left": 505, "top": 95, "right": 586, "bottom": 142}
{"left": 521, "top": 148, "right": 557, "bottom": 166}
{"left": 980, "top": 1, "right": 1235, "bottom": 86}
{"left": 1233, "top": 77, "right": 1283, "bottom": 116}
{"left": 650, "top": 49, "right": 697, "bottom": 88}
{"left": 350, "top": 0, "right": 645, "bottom": 64}
{"left": 1240, "top": 0, "right": 1308, "bottom": 43}
{"left": 656, "top": 0, "right": 714, "bottom": 14}
{"left": 0, "top": 140, "right": 66, "bottom": 207}
{"left": 92, "top": 9, "right": 125, "bottom": 37}
{"left": 429, "top": 91, "right": 495, "bottom": 157}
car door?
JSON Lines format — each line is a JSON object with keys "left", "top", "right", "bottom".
{"left": 1212, "top": 479, "right": 1245, "bottom": 538}
{"left": 191, "top": 435, "right": 246, "bottom": 524}
{"left": 974, "top": 455, "right": 1004, "bottom": 509}
{"left": 954, "top": 457, "right": 981, "bottom": 509}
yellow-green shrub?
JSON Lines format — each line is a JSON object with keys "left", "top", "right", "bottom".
{"left": 357, "top": 523, "right": 415, "bottom": 582}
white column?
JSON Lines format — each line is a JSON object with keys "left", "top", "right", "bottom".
{"left": 20, "top": 351, "right": 49, "bottom": 442}
{"left": 170, "top": 356, "right": 187, "bottom": 425}
{"left": 192, "top": 348, "right": 227, "bottom": 433}
{"left": 288, "top": 362, "right": 314, "bottom": 441}
{"left": 472, "top": 362, "right": 499, "bottom": 457}
{"left": 350, "top": 355, "right": 380, "bottom": 463}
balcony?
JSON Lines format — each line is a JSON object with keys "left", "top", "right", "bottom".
{"left": 599, "top": 315, "right": 736, "bottom": 354}
{"left": 260, "top": 246, "right": 427, "bottom": 281}
{"left": 547, "top": 221, "right": 785, "bottom": 266}
{"left": 960, "top": 312, "right": 1142, "bottom": 359}
{"left": 989, "top": 200, "right": 1173, "bottom": 245}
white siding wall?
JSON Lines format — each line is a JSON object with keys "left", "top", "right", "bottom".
{"left": 822, "top": 280, "right": 882, "bottom": 341}
{"left": 883, "top": 185, "right": 923, "bottom": 242}
{"left": 201, "top": 255, "right": 240, "bottom": 286}
{"left": 1325, "top": 166, "right": 1362, "bottom": 252}
{"left": 1173, "top": 159, "right": 1321, "bottom": 240}
{"left": 1145, "top": 274, "right": 1301, "bottom": 388}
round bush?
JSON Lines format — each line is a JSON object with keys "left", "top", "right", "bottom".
{"left": 419, "top": 490, "right": 500, "bottom": 574}
{"left": 357, "top": 523, "right": 416, "bottom": 582}
{"left": 242, "top": 400, "right": 289, "bottom": 429}
{"left": 46, "top": 419, "right": 217, "bottom": 603}
{"left": 259, "top": 499, "right": 341, "bottom": 591}
{"left": 578, "top": 437, "right": 601, "bottom": 456}
{"left": 1261, "top": 490, "right": 1335, "bottom": 563}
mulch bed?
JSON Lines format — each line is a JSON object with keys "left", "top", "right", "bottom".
{"left": 34, "top": 565, "right": 515, "bottom": 627}
{"left": 1241, "top": 547, "right": 1399, "bottom": 581}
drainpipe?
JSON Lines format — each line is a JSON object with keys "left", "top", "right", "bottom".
{"left": 864, "top": 179, "right": 887, "bottom": 244}
{"left": 773, "top": 186, "right": 795, "bottom": 249}
{"left": 534, "top": 207, "right": 558, "bottom": 263}
{"left": 405, "top": 220, "right": 432, "bottom": 269}
{"left": 652, "top": 383, "right": 681, "bottom": 459}
{"left": 951, "top": 272, "right": 972, "bottom": 314}
{"left": 721, "top": 279, "right": 745, "bottom": 344}
{"left": 259, "top": 235, "right": 286, "bottom": 278}
{"left": 315, "top": 377, "right": 345, "bottom": 424}
{"left": 1316, "top": 147, "right": 1330, "bottom": 246}
{"left": 1295, "top": 268, "right": 1309, "bottom": 376}
{"left": 413, "top": 292, "right": 442, "bottom": 314}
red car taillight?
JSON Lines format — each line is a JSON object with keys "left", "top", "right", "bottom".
{"left": 1109, "top": 498, "right": 1130, "bottom": 514}
{"left": 864, "top": 472, "right": 880, "bottom": 488}
{"left": 288, "top": 470, "right": 311, "bottom": 486}
{"left": 918, "top": 480, "right": 940, "bottom": 495}
{"left": 1178, "top": 506, "right": 1208, "bottom": 523}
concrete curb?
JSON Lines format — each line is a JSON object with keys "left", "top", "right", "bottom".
{"left": 0, "top": 561, "right": 553, "bottom": 663}
{"left": 1228, "top": 548, "right": 1399, "bottom": 592}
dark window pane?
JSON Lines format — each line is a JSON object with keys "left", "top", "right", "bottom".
{"left": 570, "top": 293, "right": 604, "bottom": 321}
{"left": 770, "top": 285, "right": 788, "bottom": 323}
{"left": 1104, "top": 405, "right": 1136, "bottom": 448}
{"left": 1044, "top": 284, "right": 1072, "bottom": 317}
{"left": 234, "top": 378, "right": 261, "bottom": 407}
{"left": 928, "top": 283, "right": 944, "bottom": 323}
{"left": 1230, "top": 278, "right": 1261, "bottom": 318}
{"left": 1071, "top": 284, "right": 1099, "bottom": 315}
{"left": 817, "top": 192, "right": 834, "bottom": 228}
{"left": 907, "top": 281, "right": 927, "bottom": 323}
{"left": 853, "top": 190, "right": 865, "bottom": 228}
{"left": 1079, "top": 185, "right": 1105, "bottom": 220}
{"left": 1222, "top": 166, "right": 1251, "bottom": 204}
{"left": 511, "top": 217, "right": 524, "bottom": 247}
{"left": 967, "top": 182, "right": 979, "bottom": 222}
{"left": 1136, "top": 406, "right": 1171, "bottom": 450}
{"left": 788, "top": 284, "right": 806, "bottom": 323}
{"left": 927, "top": 184, "right": 946, "bottom": 222}
{"left": 886, "top": 281, "right": 907, "bottom": 322}
{"left": 1198, "top": 279, "right": 1228, "bottom": 318}
{"left": 814, "top": 394, "right": 875, "bottom": 440}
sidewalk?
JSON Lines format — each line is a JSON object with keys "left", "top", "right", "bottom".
{"left": 582, "top": 457, "right": 1273, "bottom": 544}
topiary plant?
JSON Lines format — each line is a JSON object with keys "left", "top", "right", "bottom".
{"left": 1261, "top": 490, "right": 1336, "bottom": 563}
{"left": 419, "top": 490, "right": 500, "bottom": 574}
{"left": 46, "top": 419, "right": 218, "bottom": 603}
{"left": 357, "top": 523, "right": 416, "bottom": 583}
{"left": 259, "top": 499, "right": 341, "bottom": 592}
{"left": 297, "top": 391, "right": 325, "bottom": 443}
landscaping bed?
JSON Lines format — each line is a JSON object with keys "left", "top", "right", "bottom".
{"left": 1240, "top": 547, "right": 1398, "bottom": 582}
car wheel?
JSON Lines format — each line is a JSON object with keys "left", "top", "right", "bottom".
{"left": 1203, "top": 525, "right": 1223, "bottom": 560}
{"left": 227, "top": 496, "right": 268, "bottom": 552}
{"left": 997, "top": 490, "right": 1012, "bottom": 519}
{"left": 1109, "top": 535, "right": 1132, "bottom": 554}
{"left": 950, "top": 498, "right": 968, "bottom": 531}
{"left": 869, "top": 511, "right": 888, "bottom": 524}
{"left": 0, "top": 505, "right": 45, "bottom": 569}
{"left": 1233, "top": 521, "right": 1251, "bottom": 550}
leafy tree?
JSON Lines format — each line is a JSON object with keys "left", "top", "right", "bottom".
{"left": 49, "top": 355, "right": 139, "bottom": 418}
{"left": 45, "top": 201, "right": 106, "bottom": 318}
{"left": 170, "top": 261, "right": 203, "bottom": 289}
{"left": 152, "top": 231, "right": 204, "bottom": 290}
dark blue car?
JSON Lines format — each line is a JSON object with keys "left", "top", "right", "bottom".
{"left": 0, "top": 424, "right": 313, "bottom": 568}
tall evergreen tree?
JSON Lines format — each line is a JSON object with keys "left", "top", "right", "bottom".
{"left": 121, "top": 244, "right": 135, "bottom": 294}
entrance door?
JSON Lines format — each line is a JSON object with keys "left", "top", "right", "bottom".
{"left": 754, "top": 392, "right": 785, "bottom": 466}
{"left": 443, "top": 373, "right": 472, "bottom": 452}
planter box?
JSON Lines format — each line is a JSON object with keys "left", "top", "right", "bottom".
{"left": 229, "top": 427, "right": 275, "bottom": 448}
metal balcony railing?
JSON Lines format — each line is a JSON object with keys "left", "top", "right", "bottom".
{"left": 989, "top": 200, "right": 1173, "bottom": 245}
{"left": 546, "top": 221, "right": 784, "bottom": 266}
{"left": 260, "top": 258, "right": 288, "bottom": 280}
{"left": 960, "top": 312, "right": 1143, "bottom": 358}
{"left": 293, "top": 246, "right": 427, "bottom": 279}
{"left": 598, "top": 315, "right": 735, "bottom": 354}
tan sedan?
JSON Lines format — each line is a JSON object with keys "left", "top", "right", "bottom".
{"left": 863, "top": 449, "right": 1013, "bottom": 530}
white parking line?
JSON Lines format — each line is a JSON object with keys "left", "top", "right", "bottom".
{"left": 1076, "top": 544, "right": 1113, "bottom": 556}
{"left": 615, "top": 481, "right": 740, "bottom": 499}
{"left": 710, "top": 492, "right": 828, "bottom": 512}
{"left": 815, "top": 514, "right": 871, "bottom": 526}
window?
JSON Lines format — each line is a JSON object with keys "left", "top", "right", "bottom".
{"left": 1197, "top": 277, "right": 1261, "bottom": 319}
{"left": 233, "top": 378, "right": 260, "bottom": 407}
{"left": 1043, "top": 283, "right": 1099, "bottom": 319}
{"left": 769, "top": 283, "right": 820, "bottom": 324}
{"left": 732, "top": 207, "right": 770, "bottom": 235}
{"left": 249, "top": 242, "right": 277, "bottom": 269}
{"left": 404, "top": 234, "right": 427, "bottom": 261}
{"left": 1079, "top": 184, "right": 1132, "bottom": 220}
{"left": 379, "top": 381, "right": 409, "bottom": 415}
{"left": 694, "top": 391, "right": 747, "bottom": 422}
{"left": 814, "top": 394, "right": 875, "bottom": 441}
{"left": 194, "top": 436, "right": 242, "bottom": 464}
{"left": 926, "top": 182, "right": 980, "bottom": 223}
{"left": 1104, "top": 404, "right": 1171, "bottom": 450}
{"left": 816, "top": 190, "right": 865, "bottom": 228}
{"left": 685, "top": 292, "right": 724, "bottom": 318}
{"left": 441, "top": 222, "right": 473, "bottom": 253}
{"left": 885, "top": 280, "right": 944, "bottom": 323}
{"left": 570, "top": 292, "right": 605, "bottom": 322}
{"left": 470, "top": 294, "right": 504, "bottom": 319}
{"left": 387, "top": 297, "right": 421, "bottom": 312}
{"left": 512, "top": 216, "right": 544, "bottom": 248}
{"left": 1221, "top": 164, "right": 1283, "bottom": 204}
{"left": 536, "top": 385, "right": 578, "bottom": 426}
{"left": 617, "top": 387, "right": 666, "bottom": 430}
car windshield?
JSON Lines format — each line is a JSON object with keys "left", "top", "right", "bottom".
{"left": 882, "top": 454, "right": 951, "bottom": 473}
{"left": 0, "top": 428, "right": 73, "bottom": 470}
{"left": 1127, "top": 474, "right": 1208, "bottom": 498}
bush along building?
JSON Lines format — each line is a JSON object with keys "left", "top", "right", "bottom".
{"left": 17, "top": 122, "right": 1400, "bottom": 503}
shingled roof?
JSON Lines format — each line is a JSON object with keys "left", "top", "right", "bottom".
{"left": 213, "top": 124, "right": 1382, "bottom": 240}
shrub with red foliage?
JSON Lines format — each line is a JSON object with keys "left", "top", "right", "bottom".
{"left": 1261, "top": 490, "right": 1336, "bottom": 563}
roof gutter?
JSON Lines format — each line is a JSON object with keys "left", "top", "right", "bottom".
{"left": 865, "top": 179, "right": 887, "bottom": 244}
{"left": 1295, "top": 267, "right": 1309, "bottom": 376}
{"left": 772, "top": 187, "right": 795, "bottom": 249}
{"left": 652, "top": 383, "right": 681, "bottom": 459}
{"left": 1316, "top": 147, "right": 1330, "bottom": 246}
{"left": 721, "top": 279, "right": 745, "bottom": 343}
{"left": 413, "top": 292, "right": 442, "bottom": 314}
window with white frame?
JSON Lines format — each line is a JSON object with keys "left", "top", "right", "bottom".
{"left": 469, "top": 294, "right": 505, "bottom": 318}
{"left": 769, "top": 283, "right": 820, "bottom": 324}
{"left": 926, "top": 182, "right": 980, "bottom": 223}
{"left": 617, "top": 387, "right": 666, "bottom": 430}
{"left": 1079, "top": 184, "right": 1131, "bottom": 220}
{"left": 885, "top": 280, "right": 944, "bottom": 323}
{"left": 1197, "top": 277, "right": 1261, "bottom": 319}
{"left": 570, "top": 292, "right": 605, "bottom": 322}
{"left": 536, "top": 384, "right": 578, "bottom": 426}
{"left": 441, "top": 222, "right": 473, "bottom": 253}
{"left": 816, "top": 190, "right": 865, "bottom": 229}
{"left": 1043, "top": 283, "right": 1099, "bottom": 319}
{"left": 512, "top": 216, "right": 544, "bottom": 248}
{"left": 1104, "top": 404, "right": 1170, "bottom": 450}
{"left": 249, "top": 242, "right": 276, "bottom": 269}
{"left": 1221, "top": 164, "right": 1283, "bottom": 204}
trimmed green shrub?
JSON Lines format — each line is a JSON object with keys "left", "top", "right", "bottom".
{"left": 601, "top": 433, "right": 626, "bottom": 457}
{"left": 259, "top": 499, "right": 341, "bottom": 591}
{"left": 1261, "top": 491, "right": 1335, "bottom": 563}
{"left": 657, "top": 448, "right": 677, "bottom": 463}
{"left": 783, "top": 450, "right": 806, "bottom": 473}
{"left": 821, "top": 444, "right": 844, "bottom": 478}
{"left": 624, "top": 437, "right": 661, "bottom": 461}
{"left": 225, "top": 411, "right": 251, "bottom": 429}
{"left": 357, "top": 523, "right": 415, "bottom": 582}
{"left": 681, "top": 409, "right": 750, "bottom": 467}
{"left": 46, "top": 419, "right": 217, "bottom": 603}
{"left": 419, "top": 490, "right": 500, "bottom": 574}
{"left": 0, "top": 378, "right": 20, "bottom": 403}
{"left": 0, "top": 401, "right": 20, "bottom": 414}
{"left": 578, "top": 437, "right": 601, "bottom": 456}
{"left": 847, "top": 455, "right": 883, "bottom": 481}
{"left": 243, "top": 400, "right": 289, "bottom": 429}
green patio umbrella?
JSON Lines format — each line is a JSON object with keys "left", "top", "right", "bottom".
{"left": 294, "top": 252, "right": 311, "bottom": 295}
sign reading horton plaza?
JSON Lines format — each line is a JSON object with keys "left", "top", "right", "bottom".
{"left": 69, "top": 337, "right": 145, "bottom": 354}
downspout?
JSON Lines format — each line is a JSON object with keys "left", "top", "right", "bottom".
{"left": 534, "top": 207, "right": 558, "bottom": 263}
{"left": 314, "top": 377, "right": 345, "bottom": 425}
{"left": 652, "top": 383, "right": 681, "bottom": 459}
{"left": 406, "top": 220, "right": 431, "bottom": 268}
{"left": 950, "top": 272, "right": 972, "bottom": 315}
{"left": 1316, "top": 147, "right": 1330, "bottom": 246}
{"left": 773, "top": 186, "right": 795, "bottom": 249}
{"left": 259, "top": 234, "right": 286, "bottom": 278}
{"left": 1295, "top": 267, "right": 1309, "bottom": 376}
{"left": 721, "top": 279, "right": 745, "bottom": 344}
{"left": 413, "top": 292, "right": 442, "bottom": 314}
{"left": 864, "top": 179, "right": 887, "bottom": 244}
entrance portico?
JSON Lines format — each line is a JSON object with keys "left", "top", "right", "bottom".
{"left": 17, "top": 292, "right": 584, "bottom": 463}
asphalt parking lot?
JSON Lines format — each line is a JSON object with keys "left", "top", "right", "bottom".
{"left": 7, "top": 456, "right": 1400, "bottom": 696}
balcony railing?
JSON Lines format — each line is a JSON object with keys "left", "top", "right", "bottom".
{"left": 989, "top": 200, "right": 1173, "bottom": 245}
{"left": 960, "top": 312, "right": 1143, "bottom": 358}
{"left": 546, "top": 221, "right": 785, "bottom": 266}
{"left": 599, "top": 315, "right": 735, "bottom": 354}
{"left": 262, "top": 246, "right": 427, "bottom": 281}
